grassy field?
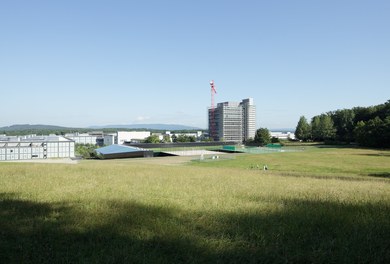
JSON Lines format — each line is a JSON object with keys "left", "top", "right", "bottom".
{"left": 0, "top": 146, "right": 389, "bottom": 263}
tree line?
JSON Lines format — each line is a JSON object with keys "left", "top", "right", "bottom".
{"left": 144, "top": 134, "right": 197, "bottom": 143}
{"left": 295, "top": 100, "right": 390, "bottom": 147}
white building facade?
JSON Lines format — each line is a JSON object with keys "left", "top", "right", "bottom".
{"left": 240, "top": 98, "right": 256, "bottom": 142}
{"left": 116, "top": 131, "right": 151, "bottom": 144}
{"left": 103, "top": 134, "right": 116, "bottom": 146}
{"left": 209, "top": 98, "right": 256, "bottom": 142}
{"left": 270, "top": 131, "right": 295, "bottom": 140}
{"left": 65, "top": 133, "right": 99, "bottom": 145}
{"left": 0, "top": 135, "right": 75, "bottom": 161}
{"left": 66, "top": 131, "right": 153, "bottom": 146}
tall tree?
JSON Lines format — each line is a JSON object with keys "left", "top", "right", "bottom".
{"left": 311, "top": 114, "right": 336, "bottom": 141}
{"left": 254, "top": 128, "right": 271, "bottom": 146}
{"left": 383, "top": 116, "right": 390, "bottom": 147}
{"left": 311, "top": 116, "right": 322, "bottom": 141}
{"left": 354, "top": 117, "right": 390, "bottom": 147}
{"left": 295, "top": 116, "right": 311, "bottom": 141}
{"left": 309, "top": 99, "right": 390, "bottom": 147}
{"left": 375, "top": 100, "right": 390, "bottom": 120}
{"left": 331, "top": 109, "right": 355, "bottom": 142}
{"left": 321, "top": 114, "right": 336, "bottom": 140}
{"left": 353, "top": 106, "right": 377, "bottom": 123}
{"left": 354, "top": 120, "right": 367, "bottom": 146}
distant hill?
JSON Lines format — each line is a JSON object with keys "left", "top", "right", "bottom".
{"left": 0, "top": 124, "right": 73, "bottom": 131}
{"left": 0, "top": 123, "right": 203, "bottom": 134}
{"left": 88, "top": 124, "right": 203, "bottom": 131}
{"left": 0, "top": 124, "right": 291, "bottom": 133}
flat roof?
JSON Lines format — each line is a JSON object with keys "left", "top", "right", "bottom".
{"left": 95, "top": 144, "right": 150, "bottom": 155}
{"left": 0, "top": 135, "right": 74, "bottom": 143}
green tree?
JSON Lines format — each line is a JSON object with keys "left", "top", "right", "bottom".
{"left": 144, "top": 135, "right": 160, "bottom": 143}
{"left": 162, "top": 134, "right": 171, "bottom": 143}
{"left": 311, "top": 114, "right": 336, "bottom": 141}
{"left": 331, "top": 109, "right": 355, "bottom": 142}
{"left": 354, "top": 117, "right": 390, "bottom": 147}
{"left": 304, "top": 99, "right": 390, "bottom": 147}
{"left": 75, "top": 144, "right": 98, "bottom": 159}
{"left": 176, "top": 135, "right": 196, "bottom": 142}
{"left": 321, "top": 114, "right": 336, "bottom": 140}
{"left": 254, "top": 128, "right": 271, "bottom": 146}
{"left": 295, "top": 116, "right": 311, "bottom": 141}
{"left": 176, "top": 135, "right": 187, "bottom": 142}
{"left": 353, "top": 105, "right": 377, "bottom": 123}
{"left": 383, "top": 116, "right": 390, "bottom": 147}
{"left": 354, "top": 120, "right": 367, "bottom": 146}
{"left": 311, "top": 116, "right": 322, "bottom": 141}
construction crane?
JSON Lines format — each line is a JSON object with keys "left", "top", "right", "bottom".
{"left": 210, "top": 80, "right": 217, "bottom": 140}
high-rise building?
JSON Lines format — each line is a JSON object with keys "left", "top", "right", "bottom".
{"left": 208, "top": 98, "right": 256, "bottom": 142}
{"left": 240, "top": 98, "right": 256, "bottom": 142}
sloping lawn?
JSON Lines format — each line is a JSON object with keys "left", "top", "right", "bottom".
{"left": 1, "top": 146, "right": 389, "bottom": 263}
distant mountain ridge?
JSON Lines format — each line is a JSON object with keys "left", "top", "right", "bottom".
{"left": 0, "top": 123, "right": 203, "bottom": 132}
{"left": 0, "top": 124, "right": 72, "bottom": 131}
{"left": 88, "top": 124, "right": 202, "bottom": 130}
{"left": 1, "top": 124, "right": 292, "bottom": 133}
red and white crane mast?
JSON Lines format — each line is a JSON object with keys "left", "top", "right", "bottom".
{"left": 210, "top": 80, "right": 217, "bottom": 140}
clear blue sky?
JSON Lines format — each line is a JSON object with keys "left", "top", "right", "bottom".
{"left": 1, "top": 0, "right": 389, "bottom": 129}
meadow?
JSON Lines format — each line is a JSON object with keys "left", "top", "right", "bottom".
{"left": 0, "top": 146, "right": 389, "bottom": 263}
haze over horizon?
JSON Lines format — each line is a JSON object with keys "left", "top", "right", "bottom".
{"left": 1, "top": 1, "right": 389, "bottom": 129}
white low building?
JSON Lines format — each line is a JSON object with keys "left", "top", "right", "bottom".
{"left": 65, "top": 133, "right": 99, "bottom": 145}
{"left": 0, "top": 135, "right": 75, "bottom": 161}
{"left": 116, "top": 131, "right": 151, "bottom": 144}
{"left": 65, "top": 131, "right": 152, "bottom": 146}
{"left": 270, "top": 131, "right": 295, "bottom": 140}
{"left": 172, "top": 131, "right": 203, "bottom": 138}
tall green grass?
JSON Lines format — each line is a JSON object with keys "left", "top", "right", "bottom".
{"left": 1, "top": 146, "right": 389, "bottom": 263}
